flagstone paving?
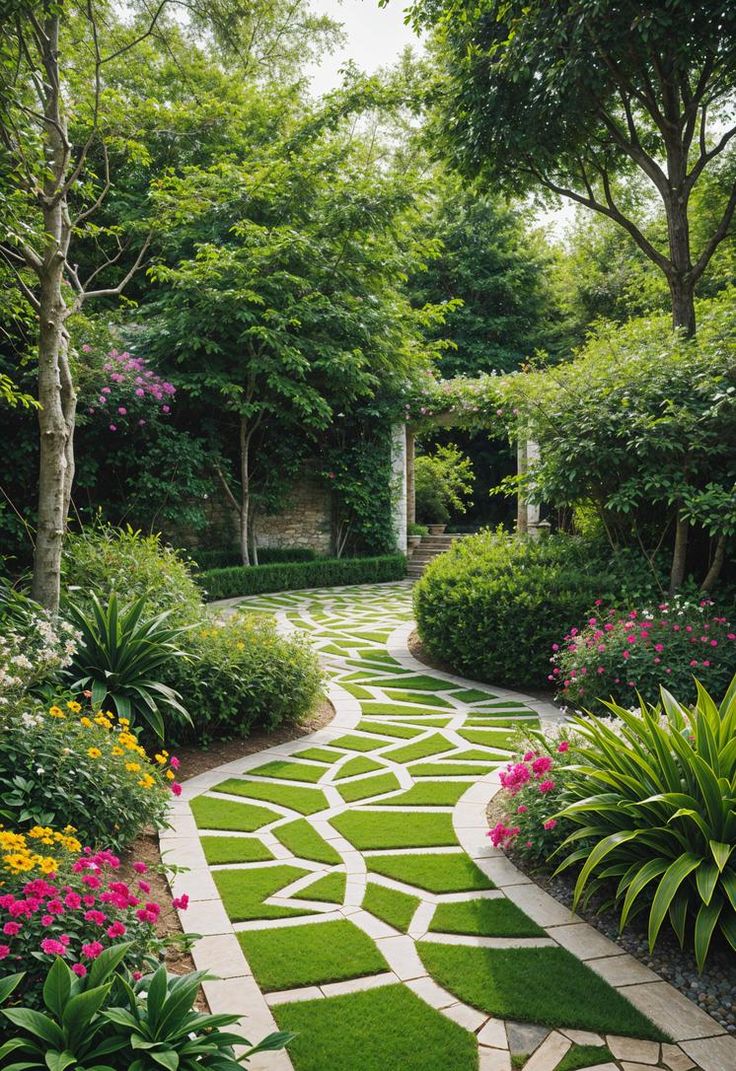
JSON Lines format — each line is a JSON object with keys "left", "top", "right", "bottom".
{"left": 166, "top": 581, "right": 736, "bottom": 1071}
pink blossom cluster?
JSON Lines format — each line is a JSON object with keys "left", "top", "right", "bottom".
{"left": 83, "top": 347, "right": 176, "bottom": 433}
{"left": 488, "top": 740, "right": 571, "bottom": 858}
{"left": 0, "top": 847, "right": 188, "bottom": 980}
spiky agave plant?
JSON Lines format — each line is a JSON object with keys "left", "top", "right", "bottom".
{"left": 554, "top": 678, "right": 736, "bottom": 971}
{"left": 66, "top": 593, "right": 193, "bottom": 739}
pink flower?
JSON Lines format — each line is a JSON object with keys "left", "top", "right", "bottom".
{"left": 64, "top": 892, "right": 82, "bottom": 910}
{"left": 101, "top": 386, "right": 111, "bottom": 394}
{"left": 170, "top": 757, "right": 180, "bottom": 770}
{"left": 81, "top": 941, "right": 104, "bottom": 960}
{"left": 557, "top": 741, "right": 569, "bottom": 753}
{"left": 543, "top": 819, "right": 557, "bottom": 830}
{"left": 171, "top": 782, "right": 182, "bottom": 796}
{"left": 117, "top": 407, "right": 127, "bottom": 415}
{"left": 654, "top": 643, "right": 664, "bottom": 652}
{"left": 538, "top": 780, "right": 556, "bottom": 794}
{"left": 41, "top": 938, "right": 67, "bottom": 956}
{"left": 71, "top": 963, "right": 87, "bottom": 977}
{"left": 3, "top": 922, "right": 21, "bottom": 936}
{"left": 138, "top": 880, "right": 150, "bottom": 894}
{"left": 84, "top": 910, "right": 106, "bottom": 925}
{"left": 135, "top": 388, "right": 145, "bottom": 397}
{"left": 172, "top": 894, "right": 189, "bottom": 911}
{"left": 162, "top": 405, "right": 170, "bottom": 414}
{"left": 106, "top": 922, "right": 126, "bottom": 938}
{"left": 133, "top": 970, "right": 143, "bottom": 981}
{"left": 82, "top": 875, "right": 101, "bottom": 889}
{"left": 532, "top": 755, "right": 553, "bottom": 776}
{"left": 0, "top": 945, "right": 10, "bottom": 960}
{"left": 109, "top": 424, "right": 117, "bottom": 432}
{"left": 133, "top": 862, "right": 147, "bottom": 874}
{"left": 41, "top": 914, "right": 54, "bottom": 927}
{"left": 523, "top": 751, "right": 534, "bottom": 762}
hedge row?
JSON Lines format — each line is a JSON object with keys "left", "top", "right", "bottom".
{"left": 187, "top": 546, "right": 317, "bottom": 571}
{"left": 201, "top": 554, "right": 407, "bottom": 599}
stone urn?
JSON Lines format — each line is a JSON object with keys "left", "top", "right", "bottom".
{"left": 427, "top": 523, "right": 447, "bottom": 535}
{"left": 407, "top": 534, "right": 422, "bottom": 557}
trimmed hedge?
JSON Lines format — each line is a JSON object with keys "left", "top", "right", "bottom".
{"left": 414, "top": 531, "right": 621, "bottom": 690}
{"left": 201, "top": 554, "right": 407, "bottom": 600}
{"left": 187, "top": 546, "right": 318, "bottom": 571}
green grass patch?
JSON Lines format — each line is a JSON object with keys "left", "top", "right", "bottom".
{"left": 362, "top": 882, "right": 420, "bottom": 933}
{"left": 457, "top": 729, "right": 514, "bottom": 748}
{"left": 334, "top": 756, "right": 385, "bottom": 780}
{"left": 191, "top": 796, "right": 278, "bottom": 833}
{"left": 361, "top": 702, "right": 444, "bottom": 718}
{"left": 200, "top": 836, "right": 274, "bottom": 865}
{"left": 299, "top": 872, "right": 346, "bottom": 904}
{"left": 367, "top": 853, "right": 494, "bottom": 894}
{"left": 451, "top": 748, "right": 511, "bottom": 761}
{"left": 272, "top": 818, "right": 341, "bottom": 865}
{"left": 214, "top": 865, "right": 315, "bottom": 922}
{"left": 557, "top": 1045, "right": 614, "bottom": 1071}
{"left": 238, "top": 919, "right": 387, "bottom": 992}
{"left": 417, "top": 945, "right": 666, "bottom": 1039}
{"left": 358, "top": 721, "right": 422, "bottom": 739}
{"left": 449, "top": 688, "right": 498, "bottom": 703}
{"left": 212, "top": 778, "right": 329, "bottom": 816}
{"left": 391, "top": 716, "right": 453, "bottom": 727}
{"left": 338, "top": 772, "right": 402, "bottom": 803}
{"left": 429, "top": 899, "right": 544, "bottom": 938}
{"left": 272, "top": 984, "right": 479, "bottom": 1071}
{"left": 373, "top": 781, "right": 470, "bottom": 807}
{"left": 341, "top": 683, "right": 375, "bottom": 699}
{"left": 331, "top": 811, "right": 457, "bottom": 850}
{"left": 330, "top": 734, "right": 380, "bottom": 752}
{"left": 244, "top": 760, "right": 326, "bottom": 783}
{"left": 293, "top": 747, "right": 343, "bottom": 764}
{"left": 372, "top": 675, "right": 458, "bottom": 692}
{"left": 384, "top": 690, "right": 453, "bottom": 708}
{"left": 408, "top": 762, "right": 497, "bottom": 777}
{"left": 347, "top": 630, "right": 391, "bottom": 642}
{"left": 384, "top": 735, "right": 454, "bottom": 764}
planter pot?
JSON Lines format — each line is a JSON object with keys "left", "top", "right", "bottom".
{"left": 406, "top": 534, "right": 422, "bottom": 557}
{"left": 427, "top": 523, "right": 447, "bottom": 535}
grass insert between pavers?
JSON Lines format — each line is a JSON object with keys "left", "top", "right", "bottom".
{"left": 383, "top": 734, "right": 455, "bottom": 764}
{"left": 383, "top": 690, "right": 453, "bottom": 708}
{"left": 408, "top": 762, "right": 498, "bottom": 777}
{"left": 369, "top": 675, "right": 458, "bottom": 691}
{"left": 372, "top": 780, "right": 469, "bottom": 807}
{"left": 190, "top": 796, "right": 278, "bottom": 833}
{"left": 367, "top": 852, "right": 494, "bottom": 893}
{"left": 244, "top": 759, "right": 326, "bottom": 783}
{"left": 417, "top": 944, "right": 666, "bottom": 1040}
{"left": 457, "top": 728, "right": 514, "bottom": 748}
{"left": 200, "top": 836, "right": 274, "bottom": 865}
{"left": 361, "top": 703, "right": 447, "bottom": 718}
{"left": 330, "top": 811, "right": 457, "bottom": 850}
{"left": 292, "top": 747, "right": 343, "bottom": 764}
{"left": 299, "top": 871, "right": 346, "bottom": 904}
{"left": 213, "top": 778, "right": 328, "bottom": 816}
{"left": 357, "top": 720, "right": 422, "bottom": 739}
{"left": 334, "top": 756, "right": 385, "bottom": 780}
{"left": 362, "top": 882, "right": 420, "bottom": 933}
{"left": 329, "top": 734, "right": 381, "bottom": 752}
{"left": 557, "top": 1045, "right": 614, "bottom": 1071}
{"left": 272, "top": 984, "right": 478, "bottom": 1071}
{"left": 450, "top": 688, "right": 498, "bottom": 703}
{"left": 271, "top": 818, "right": 341, "bottom": 865}
{"left": 214, "top": 864, "right": 317, "bottom": 921}
{"left": 429, "top": 898, "right": 545, "bottom": 938}
{"left": 238, "top": 919, "right": 387, "bottom": 992}
{"left": 338, "top": 771, "right": 402, "bottom": 803}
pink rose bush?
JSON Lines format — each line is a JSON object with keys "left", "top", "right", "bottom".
{"left": 550, "top": 597, "right": 736, "bottom": 708}
{"left": 0, "top": 837, "right": 188, "bottom": 1005}
{"left": 83, "top": 347, "right": 176, "bottom": 433}
{"left": 488, "top": 730, "right": 576, "bottom": 862}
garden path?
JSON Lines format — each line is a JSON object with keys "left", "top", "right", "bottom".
{"left": 164, "top": 581, "right": 736, "bottom": 1071}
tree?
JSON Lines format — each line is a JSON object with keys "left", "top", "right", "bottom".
{"left": 0, "top": 0, "right": 338, "bottom": 608}
{"left": 412, "top": 0, "right": 736, "bottom": 338}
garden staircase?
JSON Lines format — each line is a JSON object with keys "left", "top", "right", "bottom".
{"left": 406, "top": 533, "right": 463, "bottom": 579}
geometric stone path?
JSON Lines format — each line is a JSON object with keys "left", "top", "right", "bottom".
{"left": 164, "top": 581, "right": 736, "bottom": 1071}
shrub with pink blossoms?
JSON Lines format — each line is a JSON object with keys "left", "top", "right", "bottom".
{"left": 550, "top": 597, "right": 736, "bottom": 708}
{"left": 82, "top": 348, "right": 176, "bottom": 433}
{"left": 0, "top": 844, "right": 188, "bottom": 1006}
{"left": 488, "top": 728, "right": 578, "bottom": 863}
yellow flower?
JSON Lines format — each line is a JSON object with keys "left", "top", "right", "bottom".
{"left": 166, "top": 770, "right": 175, "bottom": 781}
{"left": 94, "top": 714, "right": 112, "bottom": 729}
{"left": 118, "top": 717, "right": 130, "bottom": 727}
{"left": 39, "top": 856, "right": 59, "bottom": 874}
{"left": 138, "top": 774, "right": 155, "bottom": 790}
{"left": 87, "top": 747, "right": 102, "bottom": 759}
{"left": 111, "top": 746, "right": 124, "bottom": 756}
{"left": 154, "top": 753, "right": 166, "bottom": 765}
{"left": 125, "top": 762, "right": 141, "bottom": 773}
{"left": 49, "top": 706, "right": 65, "bottom": 718}
{"left": 80, "top": 717, "right": 93, "bottom": 728}
{"left": 66, "top": 700, "right": 82, "bottom": 713}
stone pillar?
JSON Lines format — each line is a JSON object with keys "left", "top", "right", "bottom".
{"left": 406, "top": 429, "right": 416, "bottom": 529}
{"left": 516, "top": 437, "right": 528, "bottom": 535}
{"left": 390, "top": 423, "right": 408, "bottom": 553}
{"left": 526, "top": 439, "right": 541, "bottom": 535}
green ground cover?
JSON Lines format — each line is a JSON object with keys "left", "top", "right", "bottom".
{"left": 429, "top": 898, "right": 545, "bottom": 937}
{"left": 367, "top": 852, "right": 494, "bottom": 893}
{"left": 373, "top": 780, "right": 469, "bottom": 806}
{"left": 200, "top": 836, "right": 274, "bottom": 865}
{"left": 299, "top": 872, "right": 346, "bottom": 903}
{"left": 334, "top": 756, "right": 385, "bottom": 780}
{"left": 245, "top": 760, "right": 326, "bottom": 783}
{"left": 337, "top": 772, "right": 402, "bottom": 803}
{"left": 357, "top": 721, "right": 422, "bottom": 739}
{"left": 362, "top": 882, "right": 421, "bottom": 933}
{"left": 330, "top": 734, "right": 381, "bottom": 752}
{"left": 557, "top": 1045, "right": 614, "bottom": 1071}
{"left": 214, "top": 865, "right": 316, "bottom": 921}
{"left": 383, "top": 735, "right": 455, "bottom": 763}
{"left": 330, "top": 811, "right": 457, "bottom": 850}
{"left": 271, "top": 818, "right": 342, "bottom": 865}
{"left": 212, "top": 778, "right": 329, "bottom": 816}
{"left": 190, "top": 796, "right": 278, "bottom": 832}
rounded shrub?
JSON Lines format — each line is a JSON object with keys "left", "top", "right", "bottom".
{"left": 165, "top": 613, "right": 323, "bottom": 744}
{"left": 413, "top": 530, "right": 617, "bottom": 689}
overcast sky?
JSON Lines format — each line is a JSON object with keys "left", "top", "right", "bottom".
{"left": 306, "top": 0, "right": 421, "bottom": 95}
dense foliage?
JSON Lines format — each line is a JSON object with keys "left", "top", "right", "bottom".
{"left": 414, "top": 445, "right": 474, "bottom": 525}
{"left": 556, "top": 681, "right": 736, "bottom": 971}
{"left": 201, "top": 554, "right": 407, "bottom": 600}
{"left": 414, "top": 532, "right": 620, "bottom": 688}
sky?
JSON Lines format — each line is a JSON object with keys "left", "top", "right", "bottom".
{"left": 306, "top": 0, "right": 422, "bottom": 96}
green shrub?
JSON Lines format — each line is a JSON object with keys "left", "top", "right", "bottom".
{"left": 66, "top": 594, "right": 192, "bottom": 739}
{"left": 414, "top": 531, "right": 617, "bottom": 688}
{"left": 415, "top": 445, "right": 473, "bottom": 525}
{"left": 0, "top": 589, "right": 78, "bottom": 704}
{"left": 165, "top": 615, "right": 323, "bottom": 744}
{"left": 62, "top": 525, "right": 202, "bottom": 624}
{"left": 188, "top": 547, "right": 318, "bottom": 571}
{"left": 0, "top": 697, "right": 177, "bottom": 849}
{"left": 200, "top": 554, "right": 407, "bottom": 600}
{"left": 556, "top": 678, "right": 736, "bottom": 971}
{"left": 552, "top": 596, "right": 736, "bottom": 709}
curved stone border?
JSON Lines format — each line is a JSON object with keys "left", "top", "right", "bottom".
{"left": 163, "top": 583, "right": 736, "bottom": 1071}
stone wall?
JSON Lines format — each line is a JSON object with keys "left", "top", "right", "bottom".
{"left": 255, "top": 474, "right": 333, "bottom": 554}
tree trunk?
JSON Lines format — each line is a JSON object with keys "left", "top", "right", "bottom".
{"left": 669, "top": 511, "right": 689, "bottom": 594}
{"left": 664, "top": 171, "right": 696, "bottom": 336}
{"left": 701, "top": 534, "right": 727, "bottom": 594}
{"left": 250, "top": 511, "right": 259, "bottom": 566}
{"left": 668, "top": 274, "right": 696, "bottom": 337}
{"left": 239, "top": 416, "right": 251, "bottom": 566}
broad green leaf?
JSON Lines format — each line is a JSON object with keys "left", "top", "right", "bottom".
{"left": 648, "top": 853, "right": 701, "bottom": 950}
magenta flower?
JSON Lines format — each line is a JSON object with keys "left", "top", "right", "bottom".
{"left": 538, "top": 779, "right": 555, "bottom": 794}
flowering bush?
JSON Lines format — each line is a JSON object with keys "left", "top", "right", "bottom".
{"left": 488, "top": 728, "right": 578, "bottom": 864}
{"left": 0, "top": 699, "right": 181, "bottom": 848}
{"left": 0, "top": 598, "right": 78, "bottom": 705}
{"left": 83, "top": 347, "right": 176, "bottom": 434}
{"left": 550, "top": 597, "right": 736, "bottom": 708}
{"left": 0, "top": 827, "right": 188, "bottom": 1005}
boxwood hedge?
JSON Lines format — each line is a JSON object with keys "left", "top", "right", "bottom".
{"left": 201, "top": 554, "right": 407, "bottom": 600}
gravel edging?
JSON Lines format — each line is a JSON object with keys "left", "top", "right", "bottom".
{"left": 486, "top": 796, "right": 736, "bottom": 1034}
